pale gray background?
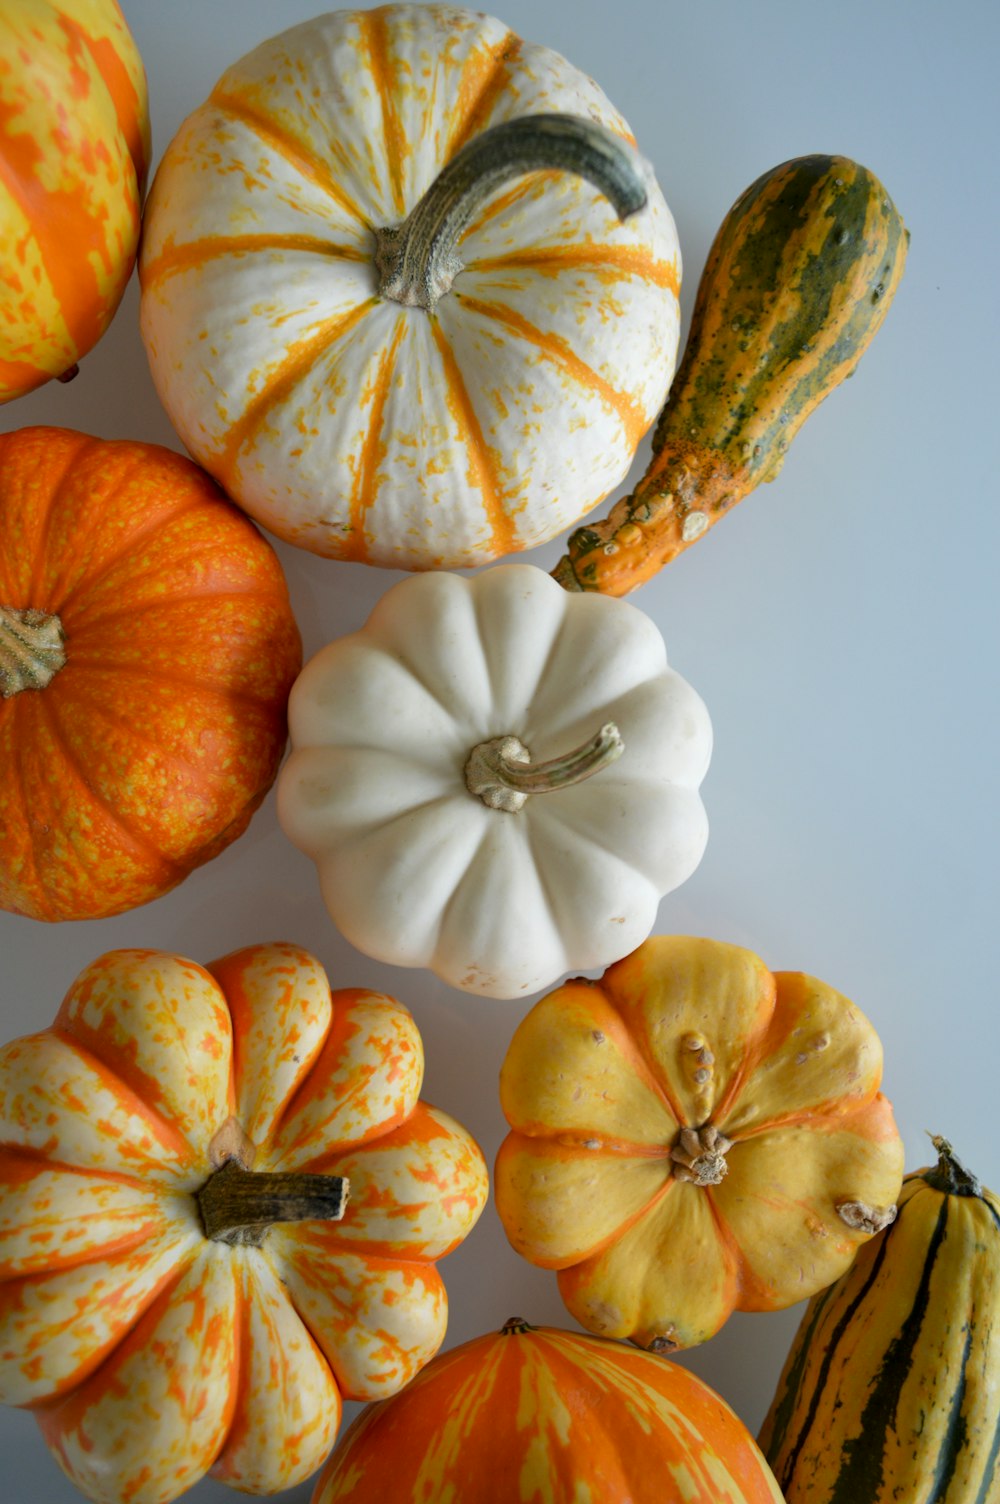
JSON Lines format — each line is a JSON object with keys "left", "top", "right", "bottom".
{"left": 1, "top": 1, "right": 998, "bottom": 1500}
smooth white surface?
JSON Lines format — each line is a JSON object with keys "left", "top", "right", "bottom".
{"left": 1, "top": 2, "right": 998, "bottom": 1500}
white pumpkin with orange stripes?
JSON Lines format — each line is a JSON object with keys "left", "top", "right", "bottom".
{"left": 0, "top": 943, "right": 487, "bottom": 1504}
{"left": 138, "top": 4, "right": 680, "bottom": 569}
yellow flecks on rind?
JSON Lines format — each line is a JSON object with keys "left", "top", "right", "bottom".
{"left": 209, "top": 1250, "right": 341, "bottom": 1493}
{"left": 0, "top": 943, "right": 488, "bottom": 1498}
{"left": 315, "top": 1324, "right": 784, "bottom": 1503}
{"left": 0, "top": 0, "right": 147, "bottom": 399}
{"left": 208, "top": 943, "right": 333, "bottom": 1148}
{"left": 138, "top": 4, "right": 680, "bottom": 567}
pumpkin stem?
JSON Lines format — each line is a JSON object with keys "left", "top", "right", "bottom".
{"left": 670, "top": 1124, "right": 732, "bottom": 1186}
{"left": 924, "top": 1133, "right": 983, "bottom": 1198}
{"left": 500, "top": 1316, "right": 534, "bottom": 1336}
{"left": 196, "top": 1158, "right": 349, "bottom": 1247}
{"left": 465, "top": 721, "right": 624, "bottom": 813}
{"left": 0, "top": 605, "right": 66, "bottom": 698}
{"left": 374, "top": 113, "right": 648, "bottom": 312}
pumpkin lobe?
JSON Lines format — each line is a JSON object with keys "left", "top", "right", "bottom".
{"left": 374, "top": 113, "right": 648, "bottom": 312}
{"left": 197, "top": 1158, "right": 350, "bottom": 1247}
{"left": 465, "top": 720, "right": 624, "bottom": 813}
{"left": 0, "top": 605, "right": 66, "bottom": 697}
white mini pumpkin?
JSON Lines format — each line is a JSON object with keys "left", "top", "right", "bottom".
{"left": 277, "top": 566, "right": 711, "bottom": 998}
{"left": 138, "top": 4, "right": 681, "bottom": 570}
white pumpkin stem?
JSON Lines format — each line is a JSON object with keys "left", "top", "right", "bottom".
{"left": 374, "top": 113, "right": 648, "bottom": 311}
{"left": 465, "top": 721, "right": 624, "bottom": 813}
{"left": 197, "top": 1159, "right": 350, "bottom": 1248}
{"left": 0, "top": 605, "right": 66, "bottom": 698}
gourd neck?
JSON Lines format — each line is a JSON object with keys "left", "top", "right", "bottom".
{"left": 374, "top": 113, "right": 647, "bottom": 312}
{"left": 0, "top": 605, "right": 66, "bottom": 698}
{"left": 924, "top": 1134, "right": 982, "bottom": 1198}
{"left": 465, "top": 722, "right": 624, "bottom": 813}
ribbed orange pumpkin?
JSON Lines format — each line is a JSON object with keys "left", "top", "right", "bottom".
{"left": 0, "top": 426, "right": 301, "bottom": 920}
{"left": 313, "top": 1317, "right": 784, "bottom": 1503}
{"left": 0, "top": 0, "right": 150, "bottom": 401}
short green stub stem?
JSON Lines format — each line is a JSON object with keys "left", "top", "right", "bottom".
{"left": 0, "top": 605, "right": 66, "bottom": 698}
{"left": 501, "top": 1316, "right": 535, "bottom": 1337}
{"left": 197, "top": 1159, "right": 350, "bottom": 1248}
{"left": 465, "top": 721, "right": 624, "bottom": 813}
{"left": 374, "top": 112, "right": 648, "bottom": 311}
{"left": 925, "top": 1133, "right": 982, "bottom": 1198}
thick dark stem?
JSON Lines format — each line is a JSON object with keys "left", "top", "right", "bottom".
{"left": 925, "top": 1133, "right": 982, "bottom": 1198}
{"left": 197, "top": 1159, "right": 349, "bottom": 1247}
{"left": 375, "top": 113, "right": 648, "bottom": 311}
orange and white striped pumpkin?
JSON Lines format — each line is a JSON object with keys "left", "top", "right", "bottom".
{"left": 0, "top": 943, "right": 488, "bottom": 1504}
{"left": 0, "top": 0, "right": 149, "bottom": 401}
{"left": 313, "top": 1317, "right": 784, "bottom": 1503}
{"left": 139, "top": 4, "right": 681, "bottom": 570}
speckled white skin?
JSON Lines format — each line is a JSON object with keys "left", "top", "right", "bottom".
{"left": 139, "top": 5, "right": 681, "bottom": 568}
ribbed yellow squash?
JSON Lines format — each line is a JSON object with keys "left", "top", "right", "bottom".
{"left": 760, "top": 1137, "right": 1000, "bottom": 1503}
{"left": 496, "top": 935, "right": 904, "bottom": 1351}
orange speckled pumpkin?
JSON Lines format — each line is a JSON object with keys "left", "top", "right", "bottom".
{"left": 496, "top": 935, "right": 904, "bottom": 1352}
{"left": 0, "top": 0, "right": 150, "bottom": 400}
{"left": 313, "top": 1316, "right": 784, "bottom": 1504}
{"left": 0, "top": 942, "right": 488, "bottom": 1504}
{"left": 0, "top": 425, "right": 302, "bottom": 921}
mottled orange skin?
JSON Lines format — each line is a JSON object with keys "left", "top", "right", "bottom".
{"left": 0, "top": 943, "right": 488, "bottom": 1504}
{"left": 0, "top": 425, "right": 302, "bottom": 920}
{"left": 496, "top": 936, "right": 904, "bottom": 1351}
{"left": 0, "top": 0, "right": 150, "bottom": 400}
{"left": 314, "top": 1319, "right": 784, "bottom": 1503}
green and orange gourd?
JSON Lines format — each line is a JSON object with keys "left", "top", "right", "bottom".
{"left": 553, "top": 152, "right": 908, "bottom": 595}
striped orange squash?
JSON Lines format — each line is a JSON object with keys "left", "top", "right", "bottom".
{"left": 0, "top": 943, "right": 488, "bottom": 1504}
{"left": 0, "top": 426, "right": 301, "bottom": 921}
{"left": 139, "top": 4, "right": 681, "bottom": 570}
{"left": 0, "top": 0, "right": 149, "bottom": 401}
{"left": 495, "top": 935, "right": 905, "bottom": 1352}
{"left": 553, "top": 153, "right": 908, "bottom": 595}
{"left": 313, "top": 1317, "right": 784, "bottom": 1503}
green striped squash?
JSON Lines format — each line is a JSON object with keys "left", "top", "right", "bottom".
{"left": 759, "top": 1137, "right": 1000, "bottom": 1503}
{"left": 553, "top": 153, "right": 908, "bottom": 595}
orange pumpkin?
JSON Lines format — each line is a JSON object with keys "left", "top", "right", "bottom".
{"left": 0, "top": 942, "right": 488, "bottom": 1503}
{"left": 0, "top": 426, "right": 301, "bottom": 920}
{"left": 0, "top": 0, "right": 150, "bottom": 401}
{"left": 313, "top": 1316, "right": 784, "bottom": 1503}
{"left": 496, "top": 935, "right": 904, "bottom": 1351}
